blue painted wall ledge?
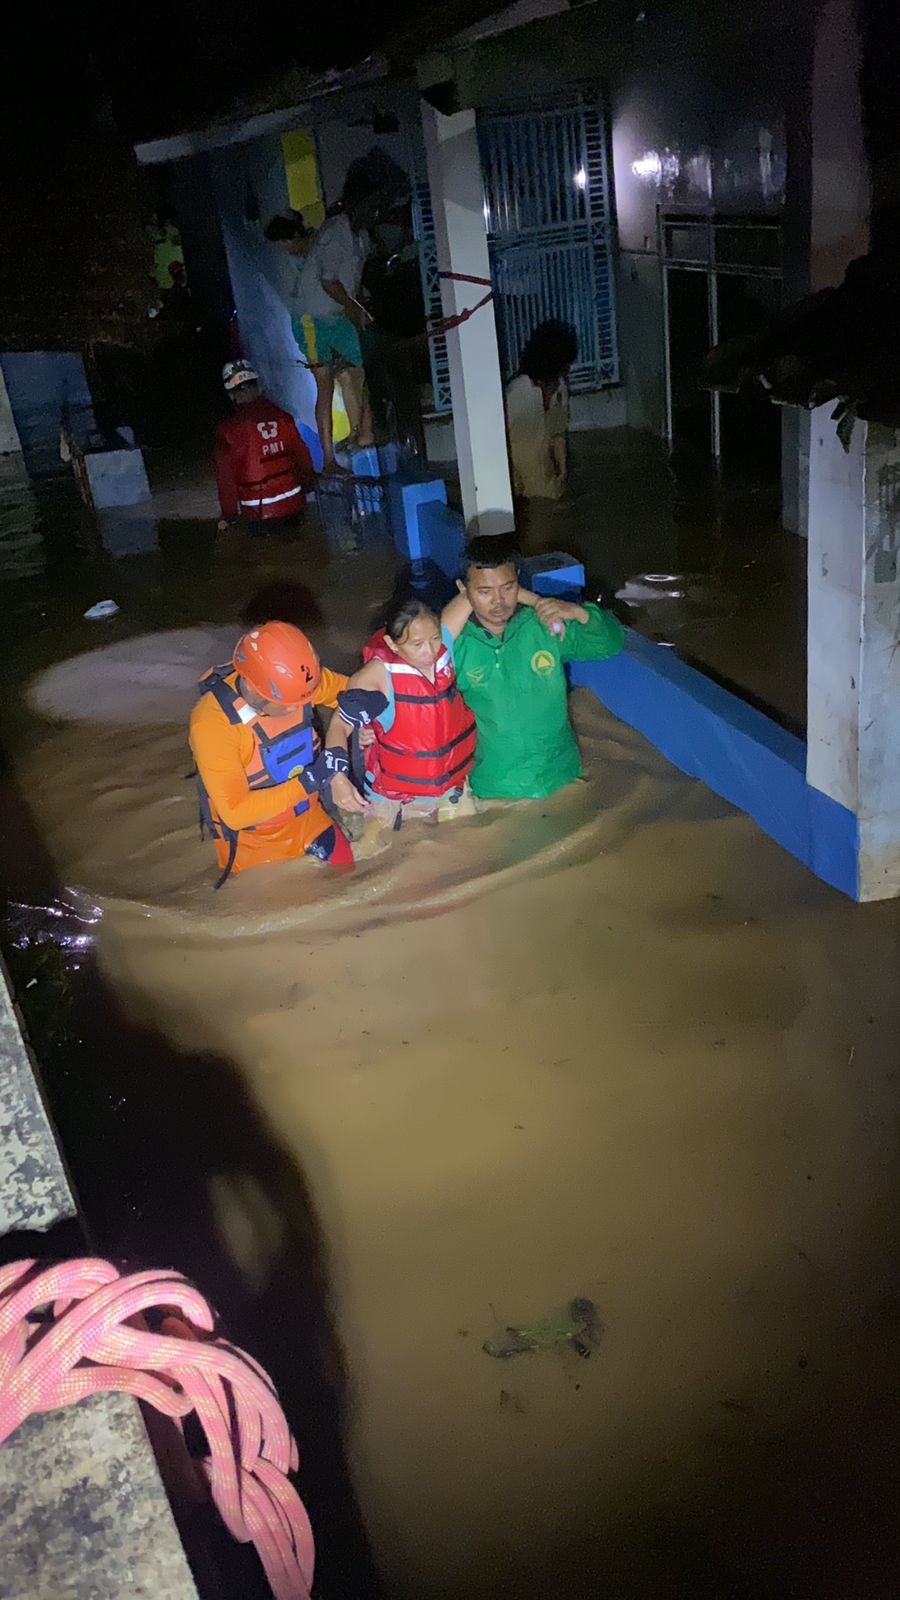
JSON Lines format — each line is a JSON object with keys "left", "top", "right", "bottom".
{"left": 570, "top": 631, "right": 859, "bottom": 900}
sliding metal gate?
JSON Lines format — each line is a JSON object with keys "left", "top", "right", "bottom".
{"left": 410, "top": 172, "right": 453, "bottom": 416}
{"left": 480, "top": 95, "right": 619, "bottom": 394}
{"left": 411, "top": 91, "right": 619, "bottom": 416}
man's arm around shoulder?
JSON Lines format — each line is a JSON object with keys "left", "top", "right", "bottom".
{"left": 558, "top": 601, "right": 625, "bottom": 663}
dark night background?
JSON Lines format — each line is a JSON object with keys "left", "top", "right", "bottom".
{"left": 2, "top": 0, "right": 493, "bottom": 140}
{"left": 4, "top": 1, "right": 898, "bottom": 154}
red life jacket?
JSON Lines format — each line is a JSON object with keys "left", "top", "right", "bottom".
{"left": 215, "top": 397, "right": 312, "bottom": 522}
{"left": 362, "top": 629, "right": 477, "bottom": 801}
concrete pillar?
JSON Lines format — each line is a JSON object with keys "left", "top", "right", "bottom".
{"left": 807, "top": 418, "right": 900, "bottom": 899}
{"left": 0, "top": 959, "right": 200, "bottom": 1596}
{"left": 421, "top": 102, "right": 515, "bottom": 537}
{"left": 804, "top": 0, "right": 900, "bottom": 900}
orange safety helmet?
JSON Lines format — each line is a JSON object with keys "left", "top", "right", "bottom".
{"left": 233, "top": 622, "right": 322, "bottom": 706}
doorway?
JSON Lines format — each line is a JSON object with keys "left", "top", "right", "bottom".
{"left": 661, "top": 213, "right": 782, "bottom": 483}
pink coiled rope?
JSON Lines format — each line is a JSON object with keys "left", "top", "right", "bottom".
{"left": 0, "top": 1258, "right": 314, "bottom": 1599}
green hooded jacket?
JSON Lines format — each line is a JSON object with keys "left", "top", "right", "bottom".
{"left": 451, "top": 603, "right": 624, "bottom": 799}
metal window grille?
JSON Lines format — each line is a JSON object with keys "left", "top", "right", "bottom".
{"left": 411, "top": 90, "right": 619, "bottom": 416}
{"left": 411, "top": 175, "right": 453, "bottom": 416}
{"left": 480, "top": 93, "right": 619, "bottom": 392}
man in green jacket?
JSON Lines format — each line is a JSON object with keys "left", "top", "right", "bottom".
{"left": 442, "top": 538, "right": 625, "bottom": 800}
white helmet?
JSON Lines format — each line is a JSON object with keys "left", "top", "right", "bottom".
{"left": 222, "top": 359, "right": 259, "bottom": 391}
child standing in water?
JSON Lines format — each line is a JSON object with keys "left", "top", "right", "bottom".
{"left": 326, "top": 599, "right": 478, "bottom": 837}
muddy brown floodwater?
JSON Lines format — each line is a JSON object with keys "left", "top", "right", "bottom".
{"left": 4, "top": 480, "right": 900, "bottom": 1599}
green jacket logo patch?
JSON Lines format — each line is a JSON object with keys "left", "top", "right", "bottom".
{"left": 530, "top": 649, "right": 555, "bottom": 677}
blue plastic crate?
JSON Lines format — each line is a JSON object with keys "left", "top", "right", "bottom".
{"left": 415, "top": 501, "right": 466, "bottom": 580}
{"left": 388, "top": 471, "right": 448, "bottom": 561}
{"left": 349, "top": 445, "right": 381, "bottom": 477}
{"left": 519, "top": 551, "right": 585, "bottom": 599}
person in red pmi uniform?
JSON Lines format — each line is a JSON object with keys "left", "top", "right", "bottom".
{"left": 214, "top": 360, "right": 315, "bottom": 535}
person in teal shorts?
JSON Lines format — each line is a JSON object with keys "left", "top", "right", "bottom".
{"left": 291, "top": 180, "right": 376, "bottom": 472}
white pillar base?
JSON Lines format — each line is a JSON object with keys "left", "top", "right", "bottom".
{"left": 807, "top": 413, "right": 900, "bottom": 901}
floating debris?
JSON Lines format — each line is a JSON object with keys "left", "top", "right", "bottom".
{"left": 616, "top": 573, "right": 686, "bottom": 606}
{"left": 498, "top": 1389, "right": 526, "bottom": 1413}
{"left": 483, "top": 1297, "right": 602, "bottom": 1360}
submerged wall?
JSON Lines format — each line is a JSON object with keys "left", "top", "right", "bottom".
{"left": 0, "top": 353, "right": 95, "bottom": 476}
{"left": 0, "top": 959, "right": 199, "bottom": 1597}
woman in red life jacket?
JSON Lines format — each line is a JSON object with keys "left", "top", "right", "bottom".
{"left": 325, "top": 598, "right": 477, "bottom": 838}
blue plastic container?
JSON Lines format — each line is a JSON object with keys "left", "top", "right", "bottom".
{"left": 388, "top": 471, "right": 448, "bottom": 561}
{"left": 415, "top": 501, "right": 466, "bottom": 579}
{"left": 519, "top": 551, "right": 585, "bottom": 599}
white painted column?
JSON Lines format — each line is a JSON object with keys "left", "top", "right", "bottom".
{"left": 807, "top": 417, "right": 900, "bottom": 900}
{"left": 805, "top": 0, "right": 900, "bottom": 899}
{"left": 421, "top": 102, "right": 515, "bottom": 537}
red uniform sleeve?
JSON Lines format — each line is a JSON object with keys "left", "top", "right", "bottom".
{"left": 214, "top": 421, "right": 240, "bottom": 520}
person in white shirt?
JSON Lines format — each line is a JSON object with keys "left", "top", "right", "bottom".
{"left": 505, "top": 319, "right": 578, "bottom": 501}
{"left": 291, "top": 185, "right": 376, "bottom": 472}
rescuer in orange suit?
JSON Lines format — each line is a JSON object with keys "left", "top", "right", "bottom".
{"left": 189, "top": 621, "right": 369, "bottom": 886}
